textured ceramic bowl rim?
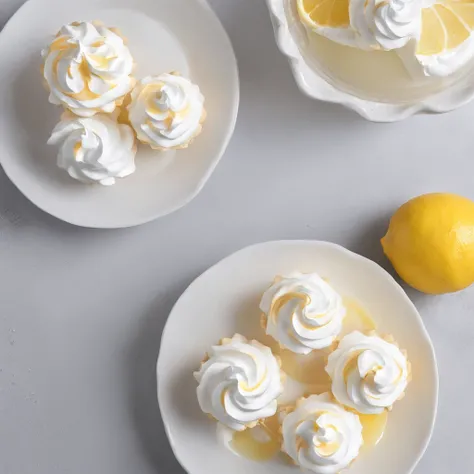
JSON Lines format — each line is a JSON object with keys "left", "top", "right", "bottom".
{"left": 157, "top": 240, "right": 439, "bottom": 474}
{"left": 266, "top": 0, "right": 474, "bottom": 122}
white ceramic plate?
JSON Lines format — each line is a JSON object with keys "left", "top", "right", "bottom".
{"left": 0, "top": 0, "right": 238, "bottom": 228}
{"left": 157, "top": 240, "right": 438, "bottom": 474}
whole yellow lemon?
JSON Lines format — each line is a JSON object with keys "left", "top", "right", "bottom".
{"left": 381, "top": 193, "right": 474, "bottom": 294}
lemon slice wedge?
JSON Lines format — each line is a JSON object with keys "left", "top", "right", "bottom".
{"left": 297, "top": 0, "right": 359, "bottom": 47}
{"left": 400, "top": 0, "right": 474, "bottom": 76}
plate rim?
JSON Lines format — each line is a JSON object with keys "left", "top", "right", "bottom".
{"left": 0, "top": 0, "right": 240, "bottom": 228}
{"left": 156, "top": 239, "right": 439, "bottom": 474}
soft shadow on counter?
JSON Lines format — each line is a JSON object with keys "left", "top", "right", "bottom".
{"left": 0, "top": 167, "right": 84, "bottom": 236}
{"left": 348, "top": 211, "right": 434, "bottom": 310}
{"left": 125, "top": 279, "right": 197, "bottom": 474}
{"left": 219, "top": 0, "right": 366, "bottom": 129}
{"left": 349, "top": 211, "right": 393, "bottom": 272}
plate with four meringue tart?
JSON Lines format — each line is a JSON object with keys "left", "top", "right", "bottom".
{"left": 157, "top": 240, "right": 438, "bottom": 474}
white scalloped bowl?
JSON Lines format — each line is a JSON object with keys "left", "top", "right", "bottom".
{"left": 267, "top": 0, "right": 474, "bottom": 122}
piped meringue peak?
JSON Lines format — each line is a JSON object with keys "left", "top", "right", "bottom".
{"left": 281, "top": 393, "right": 363, "bottom": 474}
{"left": 260, "top": 272, "right": 346, "bottom": 354}
{"left": 42, "top": 21, "right": 135, "bottom": 117}
{"left": 128, "top": 72, "right": 206, "bottom": 150}
{"left": 194, "top": 334, "right": 284, "bottom": 431}
{"left": 47, "top": 112, "right": 136, "bottom": 185}
{"left": 326, "top": 331, "right": 410, "bottom": 414}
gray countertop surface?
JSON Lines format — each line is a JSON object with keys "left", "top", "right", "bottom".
{"left": 0, "top": 0, "right": 472, "bottom": 472}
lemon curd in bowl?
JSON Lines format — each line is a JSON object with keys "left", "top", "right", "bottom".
{"left": 287, "top": 0, "right": 474, "bottom": 104}
{"left": 266, "top": 0, "right": 474, "bottom": 120}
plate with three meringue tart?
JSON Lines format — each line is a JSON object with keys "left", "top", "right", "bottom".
{"left": 157, "top": 240, "right": 438, "bottom": 474}
{"left": 0, "top": 0, "right": 239, "bottom": 227}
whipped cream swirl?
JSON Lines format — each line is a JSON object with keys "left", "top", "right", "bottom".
{"left": 281, "top": 393, "right": 363, "bottom": 474}
{"left": 326, "top": 331, "right": 409, "bottom": 414}
{"left": 194, "top": 334, "right": 283, "bottom": 431}
{"left": 42, "top": 21, "right": 134, "bottom": 117}
{"left": 350, "top": 0, "right": 422, "bottom": 50}
{"left": 47, "top": 113, "right": 136, "bottom": 185}
{"left": 399, "top": 34, "right": 474, "bottom": 77}
{"left": 128, "top": 73, "right": 205, "bottom": 150}
{"left": 260, "top": 273, "right": 346, "bottom": 354}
